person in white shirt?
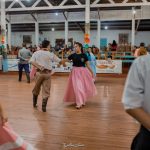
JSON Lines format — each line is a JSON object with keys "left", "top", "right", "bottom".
{"left": 122, "top": 54, "right": 150, "bottom": 149}
{"left": 30, "top": 40, "right": 64, "bottom": 112}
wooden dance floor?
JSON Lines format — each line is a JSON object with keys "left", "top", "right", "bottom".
{"left": 0, "top": 74, "right": 139, "bottom": 150}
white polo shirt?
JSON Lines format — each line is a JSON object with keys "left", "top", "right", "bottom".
{"left": 30, "top": 50, "right": 61, "bottom": 70}
{"left": 122, "top": 54, "right": 150, "bottom": 114}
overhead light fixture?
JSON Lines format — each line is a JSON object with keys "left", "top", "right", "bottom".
{"left": 15, "top": 0, "right": 19, "bottom": 1}
{"left": 132, "top": 10, "right": 136, "bottom": 14}
{"left": 104, "top": 26, "right": 108, "bottom": 30}
{"left": 55, "top": 13, "right": 58, "bottom": 16}
{"left": 51, "top": 28, "right": 55, "bottom": 31}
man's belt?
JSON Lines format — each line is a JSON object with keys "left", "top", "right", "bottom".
{"left": 36, "top": 69, "right": 51, "bottom": 73}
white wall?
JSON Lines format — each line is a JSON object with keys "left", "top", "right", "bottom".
{"left": 43, "top": 30, "right": 84, "bottom": 46}
{"left": 10, "top": 30, "right": 150, "bottom": 47}
{"left": 11, "top": 32, "right": 35, "bottom": 47}
{"left": 135, "top": 32, "right": 150, "bottom": 46}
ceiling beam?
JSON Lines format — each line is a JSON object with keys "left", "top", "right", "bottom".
{"left": 108, "top": 0, "right": 115, "bottom": 4}
{"left": 92, "top": 0, "right": 101, "bottom": 5}
{"left": 122, "top": 0, "right": 129, "bottom": 4}
{"left": 75, "top": 22, "right": 85, "bottom": 33}
{"left": 136, "top": 20, "right": 140, "bottom": 32}
{"left": 43, "top": 0, "right": 53, "bottom": 7}
{"left": 6, "top": 18, "right": 10, "bottom": 23}
{"left": 32, "top": 0, "right": 41, "bottom": 8}
{"left": 73, "top": 0, "right": 82, "bottom": 5}
{"left": 30, "top": 13, "right": 37, "bottom": 22}
{"left": 17, "top": 0, "right": 26, "bottom": 8}
{"left": 91, "top": 2, "right": 150, "bottom": 7}
{"left": 7, "top": 0, "right": 16, "bottom": 9}
{"left": 60, "top": 0, "right": 68, "bottom": 6}
{"left": 142, "top": 0, "right": 147, "bottom": 3}
{"left": 63, "top": 12, "right": 68, "bottom": 21}
{"left": 98, "top": 9, "right": 100, "bottom": 20}
{"left": 4, "top": 0, "right": 150, "bottom": 13}
{"left": 6, "top": 5, "right": 85, "bottom": 12}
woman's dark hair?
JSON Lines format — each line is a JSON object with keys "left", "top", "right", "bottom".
{"left": 112, "top": 40, "right": 117, "bottom": 46}
{"left": 75, "top": 42, "right": 83, "bottom": 53}
{"left": 42, "top": 40, "right": 50, "bottom": 48}
{"left": 140, "top": 42, "right": 145, "bottom": 47}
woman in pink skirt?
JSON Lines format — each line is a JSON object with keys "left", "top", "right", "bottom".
{"left": 63, "top": 42, "right": 97, "bottom": 109}
{"left": 0, "top": 104, "right": 35, "bottom": 150}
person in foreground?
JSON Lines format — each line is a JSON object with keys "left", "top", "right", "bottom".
{"left": 0, "top": 103, "right": 35, "bottom": 150}
{"left": 63, "top": 42, "right": 97, "bottom": 109}
{"left": 122, "top": 54, "right": 150, "bottom": 150}
{"left": 0, "top": 104, "right": 7, "bottom": 126}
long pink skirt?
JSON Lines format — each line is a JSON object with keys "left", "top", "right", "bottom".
{"left": 63, "top": 67, "right": 97, "bottom": 106}
{"left": 0, "top": 123, "right": 35, "bottom": 150}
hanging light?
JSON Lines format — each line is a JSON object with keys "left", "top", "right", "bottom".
{"left": 132, "top": 10, "right": 136, "bottom": 14}
{"left": 104, "top": 26, "right": 108, "bottom": 30}
{"left": 51, "top": 28, "right": 55, "bottom": 31}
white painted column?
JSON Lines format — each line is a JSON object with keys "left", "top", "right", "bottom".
{"left": 85, "top": 0, "right": 90, "bottom": 47}
{"left": 131, "top": 8, "right": 135, "bottom": 48}
{"left": 97, "top": 19, "right": 101, "bottom": 49}
{"left": 65, "top": 20, "right": 68, "bottom": 46}
{"left": 131, "top": 18, "right": 135, "bottom": 47}
{"left": 35, "top": 22, "right": 39, "bottom": 47}
{"left": 1, "top": 0, "right": 7, "bottom": 50}
{"left": 85, "top": 0, "right": 90, "bottom": 34}
{"left": 8, "top": 22, "right": 12, "bottom": 51}
{"left": 85, "top": 0, "right": 90, "bottom": 24}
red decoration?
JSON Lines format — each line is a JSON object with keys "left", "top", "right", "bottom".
{"left": 84, "top": 34, "right": 90, "bottom": 44}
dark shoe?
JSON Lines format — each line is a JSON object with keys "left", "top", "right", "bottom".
{"left": 42, "top": 98, "right": 48, "bottom": 112}
{"left": 33, "top": 95, "right": 38, "bottom": 108}
{"left": 18, "top": 71, "right": 22, "bottom": 82}
{"left": 26, "top": 73, "right": 30, "bottom": 83}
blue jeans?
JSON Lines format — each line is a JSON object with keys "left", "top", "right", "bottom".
{"left": 18, "top": 63, "right": 30, "bottom": 82}
{"left": 18, "top": 63, "right": 30, "bottom": 73}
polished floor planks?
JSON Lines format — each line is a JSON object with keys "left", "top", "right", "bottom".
{"left": 0, "top": 74, "right": 139, "bottom": 150}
